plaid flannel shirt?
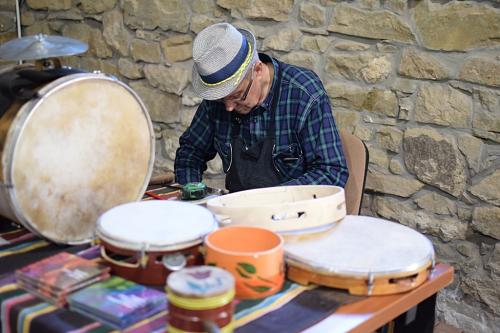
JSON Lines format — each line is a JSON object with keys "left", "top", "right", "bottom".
{"left": 175, "top": 54, "right": 348, "bottom": 187}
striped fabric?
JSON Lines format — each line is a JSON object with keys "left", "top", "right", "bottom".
{"left": 0, "top": 224, "right": 362, "bottom": 333}
{"left": 0, "top": 281, "right": 315, "bottom": 333}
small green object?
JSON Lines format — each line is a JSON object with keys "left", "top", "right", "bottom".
{"left": 181, "top": 182, "right": 207, "bottom": 200}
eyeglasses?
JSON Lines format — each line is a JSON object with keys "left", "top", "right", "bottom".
{"left": 220, "top": 65, "right": 255, "bottom": 103}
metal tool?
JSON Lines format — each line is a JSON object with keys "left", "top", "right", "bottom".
{"left": 0, "top": 34, "right": 88, "bottom": 61}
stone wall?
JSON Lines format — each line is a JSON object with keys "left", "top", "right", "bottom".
{"left": 0, "top": 0, "right": 499, "bottom": 331}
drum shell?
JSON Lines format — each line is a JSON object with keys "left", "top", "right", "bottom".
{"left": 100, "top": 238, "right": 204, "bottom": 286}
{"left": 0, "top": 70, "right": 154, "bottom": 244}
{"left": 206, "top": 185, "right": 346, "bottom": 234}
{"left": 96, "top": 200, "right": 218, "bottom": 286}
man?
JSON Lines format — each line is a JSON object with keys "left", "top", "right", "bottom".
{"left": 175, "top": 23, "right": 348, "bottom": 192}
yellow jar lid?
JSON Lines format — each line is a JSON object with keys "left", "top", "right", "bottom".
{"left": 167, "top": 287, "right": 235, "bottom": 310}
{"left": 166, "top": 266, "right": 235, "bottom": 310}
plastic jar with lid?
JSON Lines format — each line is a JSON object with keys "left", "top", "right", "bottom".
{"left": 166, "top": 265, "right": 235, "bottom": 333}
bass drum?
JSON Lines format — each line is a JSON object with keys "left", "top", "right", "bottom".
{"left": 0, "top": 67, "right": 154, "bottom": 244}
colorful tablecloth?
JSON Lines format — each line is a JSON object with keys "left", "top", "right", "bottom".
{"left": 0, "top": 221, "right": 363, "bottom": 333}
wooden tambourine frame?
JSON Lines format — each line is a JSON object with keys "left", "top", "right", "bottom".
{"left": 207, "top": 185, "right": 346, "bottom": 233}
{"left": 287, "top": 260, "right": 433, "bottom": 296}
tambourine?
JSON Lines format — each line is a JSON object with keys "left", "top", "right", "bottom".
{"left": 206, "top": 185, "right": 346, "bottom": 234}
{"left": 284, "top": 215, "right": 435, "bottom": 295}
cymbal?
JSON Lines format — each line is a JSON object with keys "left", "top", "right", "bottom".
{"left": 0, "top": 34, "right": 88, "bottom": 61}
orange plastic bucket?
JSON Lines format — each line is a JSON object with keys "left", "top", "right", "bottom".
{"left": 205, "top": 226, "right": 284, "bottom": 299}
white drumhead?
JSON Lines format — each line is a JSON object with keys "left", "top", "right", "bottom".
{"left": 285, "top": 215, "right": 434, "bottom": 278}
{"left": 5, "top": 74, "right": 154, "bottom": 244}
{"left": 97, "top": 201, "right": 217, "bottom": 251}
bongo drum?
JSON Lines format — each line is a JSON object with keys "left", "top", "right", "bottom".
{"left": 284, "top": 215, "right": 435, "bottom": 295}
{"left": 97, "top": 201, "right": 217, "bottom": 285}
{"left": 0, "top": 66, "right": 154, "bottom": 244}
{"left": 206, "top": 185, "right": 346, "bottom": 234}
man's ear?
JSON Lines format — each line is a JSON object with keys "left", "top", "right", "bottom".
{"left": 254, "top": 61, "right": 265, "bottom": 78}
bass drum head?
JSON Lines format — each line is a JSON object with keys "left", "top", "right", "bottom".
{"left": 285, "top": 215, "right": 435, "bottom": 278}
{"left": 8, "top": 74, "right": 154, "bottom": 244}
{"left": 97, "top": 201, "right": 217, "bottom": 251}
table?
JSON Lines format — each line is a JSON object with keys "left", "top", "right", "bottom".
{"left": 305, "top": 263, "right": 453, "bottom": 333}
{"left": 0, "top": 217, "right": 453, "bottom": 333}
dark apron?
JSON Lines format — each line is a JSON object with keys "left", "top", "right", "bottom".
{"left": 225, "top": 63, "right": 283, "bottom": 193}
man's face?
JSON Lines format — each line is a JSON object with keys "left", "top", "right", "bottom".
{"left": 219, "top": 64, "right": 256, "bottom": 115}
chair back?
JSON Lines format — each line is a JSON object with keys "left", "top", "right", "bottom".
{"left": 339, "top": 130, "right": 369, "bottom": 215}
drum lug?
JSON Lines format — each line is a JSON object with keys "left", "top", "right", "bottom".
{"left": 139, "top": 244, "right": 148, "bottom": 268}
{"left": 367, "top": 272, "right": 374, "bottom": 296}
{"left": 0, "top": 182, "right": 13, "bottom": 188}
{"left": 428, "top": 255, "right": 436, "bottom": 280}
{"left": 162, "top": 253, "right": 187, "bottom": 272}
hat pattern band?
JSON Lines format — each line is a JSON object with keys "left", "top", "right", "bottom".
{"left": 200, "top": 35, "right": 253, "bottom": 87}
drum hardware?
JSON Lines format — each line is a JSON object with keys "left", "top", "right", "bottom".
{"left": 162, "top": 253, "right": 188, "bottom": 271}
{"left": 367, "top": 272, "right": 374, "bottom": 295}
{"left": 100, "top": 243, "right": 149, "bottom": 269}
{"left": 0, "top": 182, "right": 13, "bottom": 188}
{"left": 0, "top": 34, "right": 88, "bottom": 61}
{"left": 425, "top": 256, "right": 437, "bottom": 282}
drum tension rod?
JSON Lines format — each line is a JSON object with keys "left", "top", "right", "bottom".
{"left": 428, "top": 256, "right": 436, "bottom": 280}
{"left": 139, "top": 243, "right": 148, "bottom": 269}
{"left": 367, "top": 272, "right": 374, "bottom": 296}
